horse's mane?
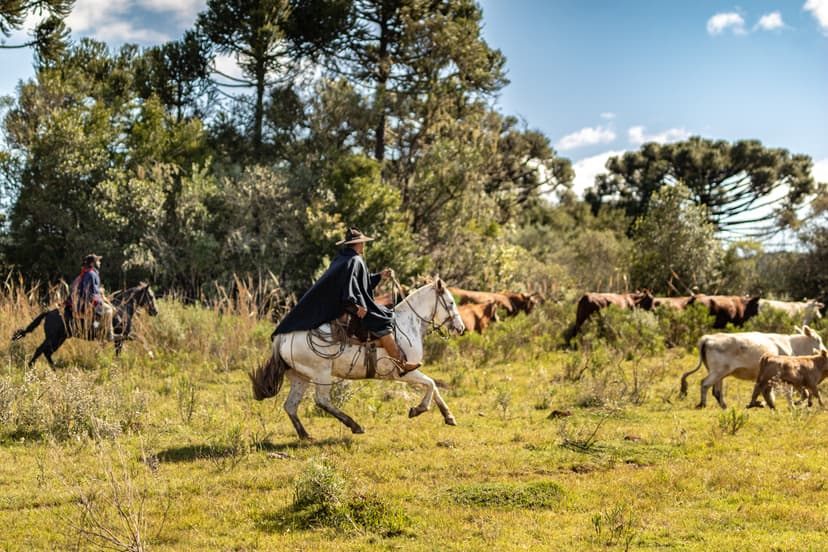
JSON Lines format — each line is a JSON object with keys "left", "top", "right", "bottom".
{"left": 110, "top": 282, "right": 149, "bottom": 300}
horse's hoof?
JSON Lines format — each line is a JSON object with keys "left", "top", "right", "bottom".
{"left": 408, "top": 407, "right": 424, "bottom": 418}
{"left": 445, "top": 416, "right": 457, "bottom": 426}
{"left": 695, "top": 403, "right": 705, "bottom": 409}
{"left": 746, "top": 401, "right": 764, "bottom": 409}
{"left": 352, "top": 426, "right": 365, "bottom": 434}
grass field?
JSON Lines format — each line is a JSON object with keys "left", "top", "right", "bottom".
{"left": 1, "top": 292, "right": 827, "bottom": 551}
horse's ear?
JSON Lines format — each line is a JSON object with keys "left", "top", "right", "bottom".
{"left": 434, "top": 275, "right": 443, "bottom": 291}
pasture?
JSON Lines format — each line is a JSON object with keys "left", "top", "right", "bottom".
{"left": 1, "top": 289, "right": 827, "bottom": 551}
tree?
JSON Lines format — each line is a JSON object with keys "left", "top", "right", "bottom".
{"left": 196, "top": 0, "right": 349, "bottom": 157}
{"left": 135, "top": 31, "right": 214, "bottom": 123}
{"left": 333, "top": 0, "right": 506, "bottom": 162}
{"left": 586, "top": 137, "right": 818, "bottom": 238}
{"left": 0, "top": 0, "right": 72, "bottom": 62}
{"left": 629, "top": 183, "right": 722, "bottom": 294}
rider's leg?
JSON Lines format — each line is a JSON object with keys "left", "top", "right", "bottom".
{"left": 95, "top": 303, "right": 116, "bottom": 341}
{"left": 377, "top": 332, "right": 421, "bottom": 373}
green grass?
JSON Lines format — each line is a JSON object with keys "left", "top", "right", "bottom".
{"left": 1, "top": 297, "right": 827, "bottom": 550}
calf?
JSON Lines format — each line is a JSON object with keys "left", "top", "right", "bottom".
{"left": 457, "top": 301, "right": 499, "bottom": 334}
{"left": 747, "top": 350, "right": 828, "bottom": 409}
{"left": 679, "top": 326, "right": 826, "bottom": 408}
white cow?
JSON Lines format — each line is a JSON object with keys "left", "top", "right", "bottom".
{"left": 759, "top": 299, "right": 824, "bottom": 326}
{"left": 679, "top": 326, "right": 826, "bottom": 408}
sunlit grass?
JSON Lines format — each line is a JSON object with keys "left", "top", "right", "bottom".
{"left": 0, "top": 287, "right": 827, "bottom": 550}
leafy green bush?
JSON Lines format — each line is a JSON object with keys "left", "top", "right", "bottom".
{"left": 656, "top": 301, "right": 714, "bottom": 350}
{"left": 287, "top": 457, "right": 411, "bottom": 536}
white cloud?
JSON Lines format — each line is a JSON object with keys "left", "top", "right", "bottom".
{"left": 813, "top": 158, "right": 828, "bottom": 183}
{"left": 555, "top": 126, "right": 616, "bottom": 151}
{"left": 141, "top": 0, "right": 206, "bottom": 23}
{"left": 600, "top": 112, "right": 615, "bottom": 120}
{"left": 214, "top": 53, "right": 246, "bottom": 81}
{"left": 66, "top": 0, "right": 204, "bottom": 44}
{"left": 707, "top": 12, "right": 747, "bottom": 35}
{"left": 571, "top": 150, "right": 625, "bottom": 198}
{"left": 628, "top": 125, "right": 690, "bottom": 145}
{"left": 756, "top": 11, "right": 785, "bottom": 31}
{"left": 804, "top": 0, "right": 828, "bottom": 34}
{"left": 91, "top": 21, "right": 170, "bottom": 43}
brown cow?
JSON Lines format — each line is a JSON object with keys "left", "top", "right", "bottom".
{"left": 747, "top": 350, "right": 828, "bottom": 409}
{"left": 500, "top": 291, "right": 541, "bottom": 316}
{"left": 693, "top": 295, "right": 760, "bottom": 329}
{"left": 449, "top": 287, "right": 514, "bottom": 314}
{"left": 458, "top": 301, "right": 499, "bottom": 334}
{"left": 374, "top": 285, "right": 410, "bottom": 308}
{"left": 573, "top": 291, "right": 654, "bottom": 334}
{"left": 652, "top": 296, "right": 696, "bottom": 310}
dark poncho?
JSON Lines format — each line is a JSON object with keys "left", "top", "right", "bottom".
{"left": 274, "top": 248, "right": 393, "bottom": 336}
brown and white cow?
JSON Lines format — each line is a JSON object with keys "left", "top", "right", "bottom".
{"left": 457, "top": 301, "right": 499, "bottom": 334}
{"left": 759, "top": 299, "right": 824, "bottom": 326}
{"left": 573, "top": 291, "right": 654, "bottom": 334}
{"left": 692, "top": 294, "right": 760, "bottom": 329}
{"left": 679, "top": 326, "right": 826, "bottom": 408}
{"left": 747, "top": 350, "right": 828, "bottom": 409}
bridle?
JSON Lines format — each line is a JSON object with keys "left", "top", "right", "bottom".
{"left": 394, "top": 281, "right": 460, "bottom": 338}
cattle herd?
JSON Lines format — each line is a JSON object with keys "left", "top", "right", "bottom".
{"left": 448, "top": 286, "right": 827, "bottom": 410}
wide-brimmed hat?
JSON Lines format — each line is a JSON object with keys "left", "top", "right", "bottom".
{"left": 336, "top": 227, "right": 375, "bottom": 246}
{"left": 83, "top": 253, "right": 103, "bottom": 265}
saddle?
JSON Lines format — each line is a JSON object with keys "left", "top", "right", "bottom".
{"left": 333, "top": 313, "right": 372, "bottom": 344}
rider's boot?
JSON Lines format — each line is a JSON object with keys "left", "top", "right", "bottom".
{"left": 378, "top": 333, "right": 421, "bottom": 374}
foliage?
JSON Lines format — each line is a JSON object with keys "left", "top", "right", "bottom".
{"left": 587, "top": 136, "right": 819, "bottom": 238}
{"left": 629, "top": 183, "right": 722, "bottom": 294}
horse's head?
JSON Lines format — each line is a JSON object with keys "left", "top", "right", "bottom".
{"left": 433, "top": 277, "right": 465, "bottom": 335}
{"left": 136, "top": 283, "right": 159, "bottom": 316}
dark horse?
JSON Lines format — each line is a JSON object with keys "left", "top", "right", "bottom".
{"left": 12, "top": 283, "right": 159, "bottom": 368}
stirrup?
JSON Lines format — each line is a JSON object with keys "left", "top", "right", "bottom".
{"left": 396, "top": 359, "right": 422, "bottom": 375}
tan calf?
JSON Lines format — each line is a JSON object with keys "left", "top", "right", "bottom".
{"left": 747, "top": 350, "right": 828, "bottom": 409}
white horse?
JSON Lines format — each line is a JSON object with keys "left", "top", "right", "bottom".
{"left": 249, "top": 278, "right": 466, "bottom": 440}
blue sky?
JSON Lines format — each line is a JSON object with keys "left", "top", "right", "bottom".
{"left": 1, "top": 0, "right": 827, "bottom": 198}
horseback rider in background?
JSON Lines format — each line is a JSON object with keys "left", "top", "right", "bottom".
{"left": 65, "top": 253, "right": 117, "bottom": 341}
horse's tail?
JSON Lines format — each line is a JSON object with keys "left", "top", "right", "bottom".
{"left": 12, "top": 311, "right": 49, "bottom": 341}
{"left": 249, "top": 335, "right": 288, "bottom": 400}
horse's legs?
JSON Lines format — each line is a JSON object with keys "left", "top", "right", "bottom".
{"left": 284, "top": 371, "right": 311, "bottom": 440}
{"left": 313, "top": 382, "right": 364, "bottom": 435}
{"left": 31, "top": 336, "right": 63, "bottom": 369}
{"left": 402, "top": 371, "right": 456, "bottom": 426}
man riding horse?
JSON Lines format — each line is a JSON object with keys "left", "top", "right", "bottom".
{"left": 274, "top": 227, "right": 420, "bottom": 373}
{"left": 65, "top": 253, "right": 117, "bottom": 342}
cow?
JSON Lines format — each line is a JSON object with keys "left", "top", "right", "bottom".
{"left": 651, "top": 296, "right": 696, "bottom": 310}
{"left": 375, "top": 285, "right": 410, "bottom": 308}
{"left": 679, "top": 326, "right": 826, "bottom": 408}
{"left": 449, "top": 287, "right": 515, "bottom": 315}
{"left": 692, "top": 294, "right": 760, "bottom": 329}
{"left": 500, "top": 291, "right": 541, "bottom": 316}
{"left": 747, "top": 350, "right": 828, "bottom": 409}
{"left": 573, "top": 291, "right": 654, "bottom": 334}
{"left": 457, "top": 301, "right": 499, "bottom": 334}
{"left": 759, "top": 299, "right": 824, "bottom": 327}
